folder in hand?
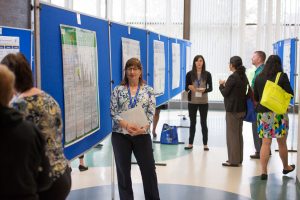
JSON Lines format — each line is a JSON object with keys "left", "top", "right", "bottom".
{"left": 120, "top": 105, "right": 149, "bottom": 134}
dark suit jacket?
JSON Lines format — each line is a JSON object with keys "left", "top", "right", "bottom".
{"left": 253, "top": 72, "right": 294, "bottom": 113}
{"left": 219, "top": 71, "right": 248, "bottom": 112}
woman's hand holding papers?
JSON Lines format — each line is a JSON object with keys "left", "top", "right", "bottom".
{"left": 127, "top": 123, "right": 149, "bottom": 136}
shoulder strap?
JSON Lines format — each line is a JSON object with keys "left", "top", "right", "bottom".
{"left": 275, "top": 72, "right": 282, "bottom": 84}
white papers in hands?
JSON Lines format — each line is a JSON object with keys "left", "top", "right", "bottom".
{"left": 120, "top": 105, "right": 149, "bottom": 134}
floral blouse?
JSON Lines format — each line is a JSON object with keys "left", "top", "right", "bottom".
{"left": 11, "top": 92, "right": 68, "bottom": 180}
{"left": 110, "top": 84, "right": 156, "bottom": 134}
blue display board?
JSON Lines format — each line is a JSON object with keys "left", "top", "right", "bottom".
{"left": 273, "top": 38, "right": 297, "bottom": 105}
{"left": 169, "top": 38, "right": 185, "bottom": 99}
{"left": 148, "top": 32, "right": 169, "bottom": 106}
{"left": 0, "top": 26, "right": 32, "bottom": 67}
{"left": 40, "top": 3, "right": 111, "bottom": 160}
{"left": 110, "top": 22, "right": 147, "bottom": 88}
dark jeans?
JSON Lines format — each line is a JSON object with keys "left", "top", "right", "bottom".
{"left": 188, "top": 103, "right": 209, "bottom": 145}
{"left": 111, "top": 132, "right": 160, "bottom": 200}
{"left": 39, "top": 167, "right": 72, "bottom": 200}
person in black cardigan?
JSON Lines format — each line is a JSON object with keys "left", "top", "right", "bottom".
{"left": 219, "top": 56, "right": 247, "bottom": 167}
{"left": 184, "top": 55, "right": 212, "bottom": 151}
{"left": 0, "top": 64, "right": 51, "bottom": 200}
{"left": 253, "top": 55, "right": 295, "bottom": 180}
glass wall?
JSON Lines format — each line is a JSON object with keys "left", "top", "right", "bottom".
{"left": 41, "top": 0, "right": 300, "bottom": 103}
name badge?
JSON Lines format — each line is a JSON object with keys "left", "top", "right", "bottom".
{"left": 195, "top": 91, "right": 202, "bottom": 97}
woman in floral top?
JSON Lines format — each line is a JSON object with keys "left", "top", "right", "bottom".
{"left": 110, "top": 58, "right": 160, "bottom": 200}
{"left": 1, "top": 53, "right": 71, "bottom": 200}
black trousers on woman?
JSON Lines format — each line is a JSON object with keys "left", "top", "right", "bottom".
{"left": 188, "top": 103, "right": 209, "bottom": 145}
{"left": 112, "top": 132, "right": 160, "bottom": 200}
{"left": 39, "top": 167, "right": 72, "bottom": 200}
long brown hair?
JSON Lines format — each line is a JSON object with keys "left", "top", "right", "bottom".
{"left": 260, "top": 55, "right": 282, "bottom": 78}
{"left": 229, "top": 56, "right": 247, "bottom": 81}
{"left": 1, "top": 53, "right": 33, "bottom": 93}
{"left": 191, "top": 55, "right": 207, "bottom": 81}
{"left": 120, "top": 57, "right": 145, "bottom": 86}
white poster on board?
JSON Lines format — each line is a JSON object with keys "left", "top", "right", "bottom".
{"left": 172, "top": 43, "right": 181, "bottom": 89}
{"left": 283, "top": 40, "right": 291, "bottom": 80}
{"left": 60, "top": 25, "right": 100, "bottom": 145}
{"left": 121, "top": 37, "right": 140, "bottom": 72}
{"left": 153, "top": 40, "right": 165, "bottom": 96}
{"left": 0, "top": 36, "right": 20, "bottom": 61}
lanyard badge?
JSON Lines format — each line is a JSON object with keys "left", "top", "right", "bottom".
{"left": 127, "top": 84, "right": 140, "bottom": 109}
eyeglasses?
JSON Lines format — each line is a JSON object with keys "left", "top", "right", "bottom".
{"left": 126, "top": 67, "right": 140, "bottom": 71}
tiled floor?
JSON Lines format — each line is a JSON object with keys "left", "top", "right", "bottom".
{"left": 68, "top": 110, "right": 299, "bottom": 200}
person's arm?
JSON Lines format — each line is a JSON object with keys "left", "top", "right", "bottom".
{"left": 33, "top": 126, "right": 52, "bottom": 192}
{"left": 253, "top": 78, "right": 259, "bottom": 103}
{"left": 280, "top": 73, "right": 294, "bottom": 96}
{"left": 185, "top": 72, "right": 191, "bottom": 92}
{"left": 219, "top": 75, "right": 235, "bottom": 97}
{"left": 110, "top": 86, "right": 127, "bottom": 130}
{"left": 185, "top": 71, "right": 196, "bottom": 92}
{"left": 204, "top": 72, "right": 212, "bottom": 93}
{"left": 146, "top": 86, "right": 156, "bottom": 125}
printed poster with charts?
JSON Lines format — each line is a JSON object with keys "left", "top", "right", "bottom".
{"left": 121, "top": 37, "right": 140, "bottom": 73}
{"left": 172, "top": 43, "right": 181, "bottom": 89}
{"left": 60, "top": 25, "right": 100, "bottom": 145}
{"left": 153, "top": 40, "right": 165, "bottom": 96}
{"left": 0, "top": 36, "right": 19, "bottom": 61}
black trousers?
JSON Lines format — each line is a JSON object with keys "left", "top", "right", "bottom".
{"left": 39, "top": 167, "right": 72, "bottom": 200}
{"left": 111, "top": 132, "right": 160, "bottom": 200}
{"left": 188, "top": 103, "right": 209, "bottom": 145}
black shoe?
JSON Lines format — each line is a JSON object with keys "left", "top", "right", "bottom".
{"left": 204, "top": 147, "right": 209, "bottom": 151}
{"left": 250, "top": 153, "right": 260, "bottom": 159}
{"left": 184, "top": 146, "right": 193, "bottom": 150}
{"left": 282, "top": 164, "right": 295, "bottom": 174}
{"left": 94, "top": 144, "right": 103, "bottom": 149}
{"left": 261, "top": 174, "right": 268, "bottom": 180}
{"left": 79, "top": 165, "right": 88, "bottom": 172}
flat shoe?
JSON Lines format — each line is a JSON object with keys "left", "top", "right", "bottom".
{"left": 184, "top": 146, "right": 193, "bottom": 150}
{"left": 261, "top": 174, "right": 268, "bottom": 180}
{"left": 282, "top": 164, "right": 295, "bottom": 174}
{"left": 250, "top": 153, "right": 260, "bottom": 159}
{"left": 79, "top": 165, "right": 89, "bottom": 172}
{"left": 222, "top": 162, "right": 239, "bottom": 167}
{"left": 204, "top": 147, "right": 209, "bottom": 151}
